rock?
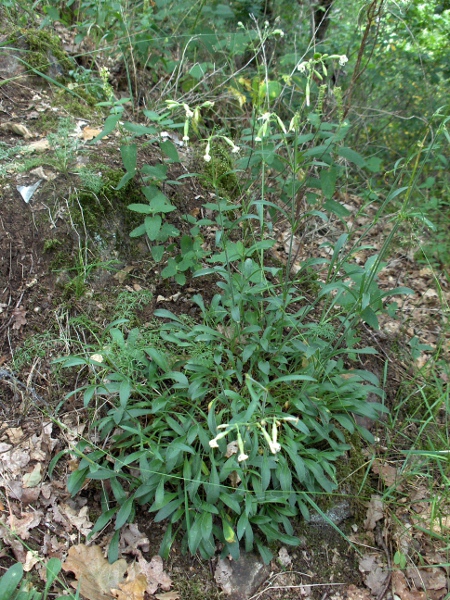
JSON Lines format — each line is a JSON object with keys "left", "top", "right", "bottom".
{"left": 309, "top": 500, "right": 353, "bottom": 526}
{"left": 215, "top": 553, "right": 270, "bottom": 600}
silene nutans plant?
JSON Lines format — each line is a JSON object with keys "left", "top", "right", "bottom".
{"left": 54, "top": 50, "right": 415, "bottom": 564}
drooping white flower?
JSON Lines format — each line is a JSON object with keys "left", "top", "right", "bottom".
{"left": 91, "top": 353, "right": 104, "bottom": 363}
{"left": 183, "top": 103, "right": 194, "bottom": 118}
{"left": 297, "top": 61, "right": 308, "bottom": 73}
{"left": 209, "top": 438, "right": 219, "bottom": 448}
{"left": 339, "top": 55, "right": 348, "bottom": 66}
{"left": 238, "top": 453, "right": 249, "bottom": 462}
{"left": 204, "top": 154, "right": 211, "bottom": 162}
{"left": 268, "top": 440, "right": 282, "bottom": 454}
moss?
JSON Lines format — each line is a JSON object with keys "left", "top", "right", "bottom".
{"left": 43, "top": 238, "right": 62, "bottom": 252}
{"left": 50, "top": 250, "right": 73, "bottom": 271}
{"left": 203, "top": 139, "right": 239, "bottom": 197}
{"left": 22, "top": 28, "right": 74, "bottom": 74}
{"left": 69, "top": 165, "right": 144, "bottom": 255}
{"left": 53, "top": 89, "right": 101, "bottom": 117}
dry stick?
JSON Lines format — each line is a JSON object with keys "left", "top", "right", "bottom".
{"left": 343, "top": 0, "right": 385, "bottom": 119}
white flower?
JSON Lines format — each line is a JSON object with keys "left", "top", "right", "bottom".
{"left": 238, "top": 453, "right": 249, "bottom": 462}
{"left": 255, "top": 136, "right": 262, "bottom": 142}
{"left": 259, "top": 112, "right": 271, "bottom": 121}
{"left": 273, "top": 29, "right": 284, "bottom": 37}
{"left": 183, "top": 104, "right": 194, "bottom": 118}
{"left": 91, "top": 354, "right": 104, "bottom": 363}
{"left": 209, "top": 438, "right": 219, "bottom": 448}
{"left": 182, "top": 135, "right": 190, "bottom": 142}
{"left": 204, "top": 154, "right": 211, "bottom": 162}
{"left": 339, "top": 55, "right": 348, "bottom": 66}
{"left": 268, "top": 441, "right": 282, "bottom": 454}
{"left": 297, "top": 61, "right": 308, "bottom": 73}
{"left": 231, "top": 145, "right": 240, "bottom": 153}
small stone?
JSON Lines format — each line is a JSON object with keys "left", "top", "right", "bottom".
{"left": 215, "top": 553, "right": 270, "bottom": 600}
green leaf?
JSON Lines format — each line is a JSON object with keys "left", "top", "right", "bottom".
{"left": 61, "top": 356, "right": 87, "bottom": 367}
{"left": 122, "top": 122, "right": 158, "bottom": 136}
{"left": 320, "top": 167, "right": 338, "bottom": 199}
{"left": 222, "top": 518, "right": 236, "bottom": 544}
{"left": 67, "top": 467, "right": 89, "bottom": 496}
{"left": 45, "top": 558, "right": 62, "bottom": 594}
{"left": 161, "top": 258, "right": 177, "bottom": 278}
{"left": 324, "top": 199, "right": 351, "bottom": 217}
{"left": 201, "top": 511, "right": 213, "bottom": 541}
{"left": 255, "top": 540, "right": 273, "bottom": 564}
{"left": 361, "top": 306, "right": 379, "bottom": 330}
{"left": 337, "top": 146, "right": 366, "bottom": 167}
{"left": 89, "top": 508, "right": 118, "bottom": 536}
{"left": 130, "top": 224, "right": 146, "bottom": 238}
{"left": 154, "top": 497, "right": 184, "bottom": 522}
{"left": 0, "top": 563, "right": 23, "bottom": 599}
{"left": 160, "top": 140, "right": 180, "bottom": 162}
{"left": 159, "top": 523, "right": 174, "bottom": 559}
{"left": 145, "top": 347, "right": 169, "bottom": 371}
{"left": 119, "top": 379, "right": 131, "bottom": 407}
{"left": 128, "top": 203, "right": 152, "bottom": 214}
{"left": 145, "top": 215, "right": 162, "bottom": 241}
{"left": 115, "top": 495, "right": 134, "bottom": 529}
{"left": 108, "top": 530, "right": 120, "bottom": 563}
{"left": 188, "top": 514, "right": 204, "bottom": 554}
{"left": 92, "top": 114, "right": 121, "bottom": 142}
{"left": 219, "top": 493, "right": 242, "bottom": 514}
{"left": 151, "top": 245, "right": 165, "bottom": 262}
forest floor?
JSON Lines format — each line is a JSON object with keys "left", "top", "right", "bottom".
{"left": 1, "top": 27, "right": 450, "bottom": 600}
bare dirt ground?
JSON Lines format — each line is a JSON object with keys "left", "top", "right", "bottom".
{"left": 1, "top": 31, "right": 450, "bottom": 600}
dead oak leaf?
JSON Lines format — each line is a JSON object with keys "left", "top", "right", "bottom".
{"left": 120, "top": 523, "right": 150, "bottom": 556}
{"left": 371, "top": 460, "right": 400, "bottom": 488}
{"left": 392, "top": 571, "right": 427, "bottom": 600}
{"left": 12, "top": 307, "right": 27, "bottom": 330}
{"left": 82, "top": 126, "right": 102, "bottom": 141}
{"left": 0, "top": 122, "right": 33, "bottom": 138}
{"left": 62, "top": 544, "right": 128, "bottom": 600}
{"left": 138, "top": 555, "right": 172, "bottom": 595}
{"left": 406, "top": 566, "right": 448, "bottom": 596}
{"left": 363, "top": 495, "right": 384, "bottom": 530}
{"left": 112, "top": 563, "right": 147, "bottom": 600}
{"left": 8, "top": 511, "right": 43, "bottom": 540}
{"left": 155, "top": 592, "right": 180, "bottom": 600}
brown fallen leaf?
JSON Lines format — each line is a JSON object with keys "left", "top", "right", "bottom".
{"left": 8, "top": 511, "right": 43, "bottom": 540}
{"left": 406, "top": 566, "right": 448, "bottom": 598}
{"left": 371, "top": 460, "right": 399, "bottom": 488}
{"left": 0, "top": 122, "right": 34, "bottom": 138}
{"left": 345, "top": 584, "right": 372, "bottom": 600}
{"left": 155, "top": 592, "right": 180, "bottom": 600}
{"left": 138, "top": 555, "right": 172, "bottom": 595}
{"left": 82, "top": 126, "right": 102, "bottom": 140}
{"left": 12, "top": 306, "right": 27, "bottom": 330}
{"left": 112, "top": 564, "right": 147, "bottom": 600}
{"left": 363, "top": 495, "right": 384, "bottom": 530}
{"left": 24, "top": 138, "right": 50, "bottom": 152}
{"left": 62, "top": 544, "right": 128, "bottom": 600}
{"left": 392, "top": 570, "right": 427, "bottom": 600}
{"left": 120, "top": 523, "right": 150, "bottom": 556}
{"left": 113, "top": 265, "right": 135, "bottom": 284}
